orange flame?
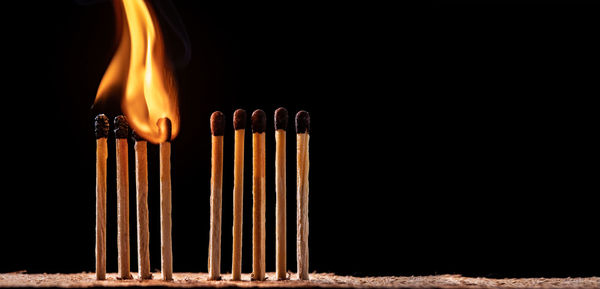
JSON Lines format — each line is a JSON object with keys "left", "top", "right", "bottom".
{"left": 96, "top": 0, "right": 179, "bottom": 143}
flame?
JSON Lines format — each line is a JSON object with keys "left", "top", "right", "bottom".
{"left": 96, "top": 0, "right": 179, "bottom": 143}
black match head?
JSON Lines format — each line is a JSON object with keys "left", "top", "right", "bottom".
{"left": 251, "top": 109, "right": 266, "bottom": 133}
{"left": 233, "top": 109, "right": 246, "bottom": 130}
{"left": 295, "top": 110, "right": 310, "bottom": 134}
{"left": 211, "top": 111, "right": 225, "bottom": 136}
{"left": 157, "top": 117, "right": 172, "bottom": 142}
{"left": 131, "top": 130, "right": 144, "bottom": 142}
{"left": 274, "top": 107, "right": 288, "bottom": 130}
{"left": 114, "top": 115, "right": 129, "bottom": 139}
{"left": 94, "top": 114, "right": 109, "bottom": 139}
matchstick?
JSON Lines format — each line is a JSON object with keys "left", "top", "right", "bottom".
{"left": 231, "top": 109, "right": 246, "bottom": 281}
{"left": 295, "top": 111, "right": 310, "bottom": 281}
{"left": 158, "top": 117, "right": 173, "bottom": 281}
{"left": 114, "top": 115, "right": 132, "bottom": 280}
{"left": 133, "top": 131, "right": 151, "bottom": 280}
{"left": 208, "top": 111, "right": 225, "bottom": 281}
{"left": 251, "top": 109, "right": 266, "bottom": 281}
{"left": 94, "top": 114, "right": 109, "bottom": 280}
{"left": 275, "top": 107, "right": 288, "bottom": 280}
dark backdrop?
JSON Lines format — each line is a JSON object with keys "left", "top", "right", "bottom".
{"left": 1, "top": 1, "right": 597, "bottom": 278}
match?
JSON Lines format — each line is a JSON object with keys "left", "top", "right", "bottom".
{"left": 275, "top": 107, "right": 288, "bottom": 280}
{"left": 158, "top": 117, "right": 173, "bottom": 281}
{"left": 133, "top": 131, "right": 151, "bottom": 280}
{"left": 94, "top": 114, "right": 109, "bottom": 280}
{"left": 251, "top": 109, "right": 266, "bottom": 281}
{"left": 208, "top": 111, "right": 225, "bottom": 281}
{"left": 296, "top": 110, "right": 310, "bottom": 281}
{"left": 231, "top": 109, "right": 246, "bottom": 281}
{"left": 114, "top": 115, "right": 132, "bottom": 280}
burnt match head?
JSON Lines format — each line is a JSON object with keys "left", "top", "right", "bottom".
{"left": 211, "top": 111, "right": 225, "bottom": 136}
{"left": 274, "top": 107, "right": 288, "bottom": 130}
{"left": 94, "top": 114, "right": 110, "bottom": 139}
{"left": 233, "top": 109, "right": 246, "bottom": 130}
{"left": 295, "top": 110, "right": 310, "bottom": 134}
{"left": 251, "top": 109, "right": 266, "bottom": 133}
{"left": 157, "top": 117, "right": 172, "bottom": 142}
{"left": 114, "top": 115, "right": 129, "bottom": 139}
{"left": 131, "top": 130, "right": 145, "bottom": 142}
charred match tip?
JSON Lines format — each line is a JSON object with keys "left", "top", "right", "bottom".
{"left": 295, "top": 110, "right": 310, "bottom": 134}
{"left": 94, "top": 114, "right": 109, "bottom": 139}
{"left": 233, "top": 109, "right": 246, "bottom": 130}
{"left": 251, "top": 109, "right": 266, "bottom": 133}
{"left": 114, "top": 115, "right": 129, "bottom": 139}
{"left": 131, "top": 130, "right": 145, "bottom": 142}
{"left": 157, "top": 117, "right": 172, "bottom": 142}
{"left": 274, "top": 107, "right": 288, "bottom": 130}
{"left": 211, "top": 111, "right": 225, "bottom": 136}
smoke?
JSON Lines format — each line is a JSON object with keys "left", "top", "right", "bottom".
{"left": 76, "top": 0, "right": 191, "bottom": 68}
{"left": 151, "top": 0, "right": 191, "bottom": 68}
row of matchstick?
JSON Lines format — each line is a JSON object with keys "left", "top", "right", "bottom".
{"left": 94, "top": 108, "right": 310, "bottom": 282}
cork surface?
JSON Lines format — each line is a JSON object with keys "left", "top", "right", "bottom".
{"left": 0, "top": 272, "right": 598, "bottom": 288}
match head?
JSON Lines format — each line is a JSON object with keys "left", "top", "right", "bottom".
{"left": 251, "top": 109, "right": 266, "bottom": 133}
{"left": 233, "top": 109, "right": 246, "bottom": 130}
{"left": 211, "top": 111, "right": 225, "bottom": 136}
{"left": 295, "top": 110, "right": 310, "bottom": 134}
{"left": 131, "top": 130, "right": 145, "bottom": 142}
{"left": 157, "top": 117, "right": 172, "bottom": 142}
{"left": 94, "top": 114, "right": 110, "bottom": 139}
{"left": 274, "top": 107, "right": 288, "bottom": 130}
{"left": 114, "top": 115, "right": 129, "bottom": 139}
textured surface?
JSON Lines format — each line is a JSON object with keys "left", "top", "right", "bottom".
{"left": 251, "top": 110, "right": 266, "bottom": 133}
{"left": 114, "top": 115, "right": 129, "bottom": 139}
{"left": 1, "top": 273, "right": 599, "bottom": 288}
{"left": 275, "top": 107, "right": 288, "bottom": 130}
{"left": 295, "top": 111, "right": 309, "bottom": 134}
{"left": 94, "top": 114, "right": 110, "bottom": 139}
{"left": 211, "top": 111, "right": 225, "bottom": 136}
{"left": 234, "top": 109, "right": 247, "bottom": 130}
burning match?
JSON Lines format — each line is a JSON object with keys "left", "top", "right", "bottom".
{"left": 231, "top": 109, "right": 246, "bottom": 281}
{"left": 94, "top": 114, "right": 109, "bottom": 280}
{"left": 133, "top": 131, "right": 151, "bottom": 280}
{"left": 208, "top": 112, "right": 225, "bottom": 280}
{"left": 91, "top": 0, "right": 176, "bottom": 283}
{"left": 251, "top": 109, "right": 267, "bottom": 281}
{"left": 114, "top": 115, "right": 132, "bottom": 280}
{"left": 275, "top": 108, "right": 288, "bottom": 280}
{"left": 296, "top": 111, "right": 310, "bottom": 281}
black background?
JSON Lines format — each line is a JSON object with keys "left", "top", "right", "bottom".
{"left": 1, "top": 1, "right": 597, "bottom": 278}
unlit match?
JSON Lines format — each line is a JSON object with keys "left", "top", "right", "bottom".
{"left": 251, "top": 109, "right": 267, "bottom": 281}
{"left": 274, "top": 107, "right": 288, "bottom": 280}
{"left": 231, "top": 109, "right": 246, "bottom": 281}
{"left": 208, "top": 111, "right": 225, "bottom": 281}
{"left": 296, "top": 111, "right": 310, "bottom": 281}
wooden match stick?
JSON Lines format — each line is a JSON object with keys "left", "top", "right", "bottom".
{"left": 295, "top": 111, "right": 310, "bottom": 281}
{"left": 231, "top": 109, "right": 246, "bottom": 281}
{"left": 133, "top": 131, "right": 151, "bottom": 280}
{"left": 251, "top": 109, "right": 267, "bottom": 281}
{"left": 158, "top": 117, "right": 173, "bottom": 281}
{"left": 275, "top": 108, "right": 288, "bottom": 280}
{"left": 94, "top": 114, "right": 109, "bottom": 280}
{"left": 208, "top": 111, "right": 225, "bottom": 281}
{"left": 114, "top": 115, "right": 132, "bottom": 280}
